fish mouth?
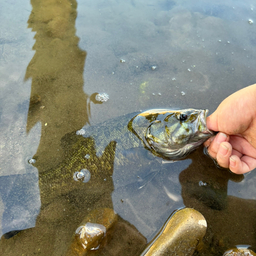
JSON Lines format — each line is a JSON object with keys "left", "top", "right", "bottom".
{"left": 198, "top": 109, "right": 215, "bottom": 138}
{"left": 200, "top": 109, "right": 208, "bottom": 128}
{"left": 201, "top": 110, "right": 211, "bottom": 132}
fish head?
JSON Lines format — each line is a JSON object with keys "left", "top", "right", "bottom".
{"left": 129, "top": 108, "right": 213, "bottom": 160}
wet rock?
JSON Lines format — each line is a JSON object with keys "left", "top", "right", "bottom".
{"left": 141, "top": 208, "right": 207, "bottom": 256}
{"left": 223, "top": 248, "right": 256, "bottom": 256}
{"left": 74, "top": 222, "right": 106, "bottom": 251}
{"left": 66, "top": 208, "right": 117, "bottom": 256}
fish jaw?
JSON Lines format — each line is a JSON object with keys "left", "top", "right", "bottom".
{"left": 198, "top": 109, "right": 215, "bottom": 137}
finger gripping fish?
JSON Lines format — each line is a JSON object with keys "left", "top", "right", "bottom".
{"left": 128, "top": 108, "right": 213, "bottom": 160}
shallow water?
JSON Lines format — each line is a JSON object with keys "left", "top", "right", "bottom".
{"left": 0, "top": 0, "right": 256, "bottom": 255}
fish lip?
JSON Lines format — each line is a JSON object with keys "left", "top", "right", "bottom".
{"left": 200, "top": 109, "right": 214, "bottom": 136}
{"left": 201, "top": 109, "right": 208, "bottom": 127}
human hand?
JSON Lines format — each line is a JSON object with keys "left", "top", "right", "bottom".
{"left": 204, "top": 84, "right": 256, "bottom": 174}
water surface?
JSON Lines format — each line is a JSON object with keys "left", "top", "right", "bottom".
{"left": 0, "top": 0, "right": 256, "bottom": 255}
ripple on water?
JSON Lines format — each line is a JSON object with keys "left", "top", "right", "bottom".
{"left": 73, "top": 169, "right": 91, "bottom": 183}
{"left": 95, "top": 93, "right": 109, "bottom": 103}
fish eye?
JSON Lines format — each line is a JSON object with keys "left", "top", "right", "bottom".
{"left": 179, "top": 114, "right": 188, "bottom": 121}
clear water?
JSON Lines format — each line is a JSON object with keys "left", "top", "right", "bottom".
{"left": 0, "top": 0, "right": 256, "bottom": 255}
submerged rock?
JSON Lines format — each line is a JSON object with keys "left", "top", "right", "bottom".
{"left": 223, "top": 248, "right": 256, "bottom": 256}
{"left": 74, "top": 223, "right": 106, "bottom": 251}
{"left": 141, "top": 208, "right": 207, "bottom": 256}
{"left": 66, "top": 208, "right": 117, "bottom": 256}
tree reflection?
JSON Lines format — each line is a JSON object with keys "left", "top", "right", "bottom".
{"left": 0, "top": 0, "right": 146, "bottom": 255}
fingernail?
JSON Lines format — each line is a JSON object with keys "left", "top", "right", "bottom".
{"left": 230, "top": 156, "right": 236, "bottom": 166}
{"left": 216, "top": 132, "right": 227, "bottom": 144}
{"left": 219, "top": 143, "right": 228, "bottom": 155}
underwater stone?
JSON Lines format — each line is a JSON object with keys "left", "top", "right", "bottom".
{"left": 223, "top": 248, "right": 256, "bottom": 256}
{"left": 67, "top": 208, "right": 117, "bottom": 255}
{"left": 141, "top": 208, "right": 207, "bottom": 256}
{"left": 75, "top": 223, "right": 106, "bottom": 251}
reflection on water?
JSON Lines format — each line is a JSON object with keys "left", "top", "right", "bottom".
{"left": 25, "top": 0, "right": 89, "bottom": 171}
{"left": 0, "top": 0, "right": 256, "bottom": 255}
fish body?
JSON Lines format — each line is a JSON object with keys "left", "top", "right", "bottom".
{"left": 81, "top": 108, "right": 213, "bottom": 161}
{"left": 39, "top": 108, "right": 213, "bottom": 203}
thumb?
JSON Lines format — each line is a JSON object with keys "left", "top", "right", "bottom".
{"left": 206, "top": 112, "right": 219, "bottom": 131}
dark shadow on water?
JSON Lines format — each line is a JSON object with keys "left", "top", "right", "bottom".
{"left": 180, "top": 149, "right": 256, "bottom": 255}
